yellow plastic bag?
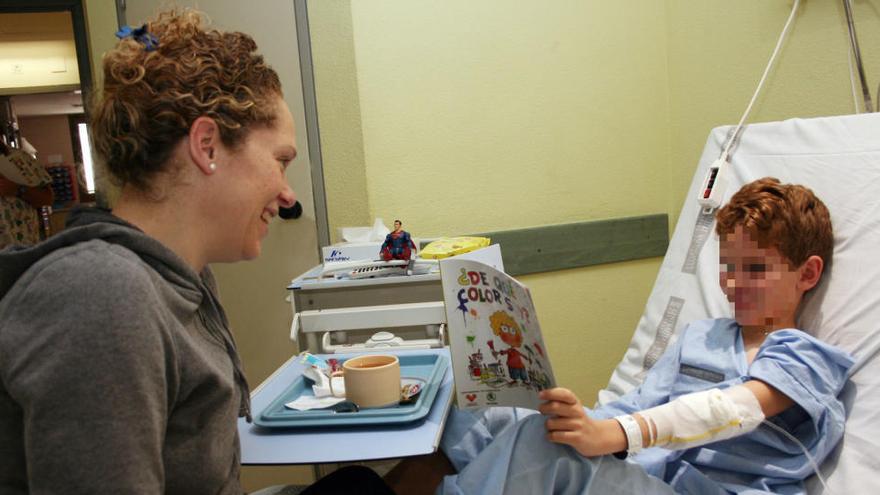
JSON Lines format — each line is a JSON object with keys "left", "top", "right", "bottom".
{"left": 419, "top": 236, "right": 491, "bottom": 259}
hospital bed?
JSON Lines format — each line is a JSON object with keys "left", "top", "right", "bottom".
{"left": 258, "top": 113, "right": 877, "bottom": 489}
{"left": 598, "top": 112, "right": 880, "bottom": 493}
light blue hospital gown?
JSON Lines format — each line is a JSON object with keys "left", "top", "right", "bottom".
{"left": 438, "top": 318, "right": 854, "bottom": 495}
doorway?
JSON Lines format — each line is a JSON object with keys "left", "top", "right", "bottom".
{"left": 1, "top": 1, "right": 102, "bottom": 238}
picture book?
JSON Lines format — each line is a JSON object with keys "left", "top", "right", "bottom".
{"left": 440, "top": 246, "right": 556, "bottom": 410}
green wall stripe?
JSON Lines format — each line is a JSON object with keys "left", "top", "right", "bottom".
{"left": 448, "top": 214, "right": 669, "bottom": 276}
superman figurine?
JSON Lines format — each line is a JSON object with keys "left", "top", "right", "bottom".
{"left": 380, "top": 219, "right": 416, "bottom": 261}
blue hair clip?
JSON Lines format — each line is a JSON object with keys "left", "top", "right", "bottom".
{"left": 115, "top": 24, "right": 159, "bottom": 52}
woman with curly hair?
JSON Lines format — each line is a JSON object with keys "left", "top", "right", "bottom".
{"left": 0, "top": 9, "right": 391, "bottom": 495}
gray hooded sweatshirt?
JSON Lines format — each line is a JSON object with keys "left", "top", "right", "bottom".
{"left": 0, "top": 207, "right": 251, "bottom": 494}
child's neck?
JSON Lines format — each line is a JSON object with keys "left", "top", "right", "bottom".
{"left": 740, "top": 316, "right": 796, "bottom": 347}
{"left": 741, "top": 326, "right": 770, "bottom": 349}
{"left": 740, "top": 325, "right": 773, "bottom": 365}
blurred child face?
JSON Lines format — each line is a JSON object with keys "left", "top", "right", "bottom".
{"left": 719, "top": 225, "right": 803, "bottom": 330}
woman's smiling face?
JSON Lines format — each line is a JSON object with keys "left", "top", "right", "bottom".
{"left": 217, "top": 96, "right": 297, "bottom": 262}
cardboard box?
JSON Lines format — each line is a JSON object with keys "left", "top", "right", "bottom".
{"left": 321, "top": 239, "right": 420, "bottom": 264}
{"left": 322, "top": 242, "right": 384, "bottom": 264}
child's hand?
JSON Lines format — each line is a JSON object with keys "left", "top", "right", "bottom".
{"left": 538, "top": 387, "right": 623, "bottom": 457}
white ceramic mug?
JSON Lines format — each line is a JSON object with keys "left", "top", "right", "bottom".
{"left": 329, "top": 354, "right": 400, "bottom": 408}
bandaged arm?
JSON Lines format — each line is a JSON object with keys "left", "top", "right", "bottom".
{"left": 615, "top": 384, "right": 768, "bottom": 453}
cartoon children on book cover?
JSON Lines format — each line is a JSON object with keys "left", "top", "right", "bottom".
{"left": 440, "top": 254, "right": 556, "bottom": 410}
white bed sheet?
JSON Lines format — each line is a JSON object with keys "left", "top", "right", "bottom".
{"left": 599, "top": 113, "right": 880, "bottom": 493}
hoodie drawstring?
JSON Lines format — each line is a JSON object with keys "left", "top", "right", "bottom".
{"left": 197, "top": 290, "right": 252, "bottom": 423}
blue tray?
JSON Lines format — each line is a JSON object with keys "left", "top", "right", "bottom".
{"left": 255, "top": 353, "right": 448, "bottom": 428}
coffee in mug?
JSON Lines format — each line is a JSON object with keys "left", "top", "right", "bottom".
{"left": 329, "top": 354, "right": 400, "bottom": 408}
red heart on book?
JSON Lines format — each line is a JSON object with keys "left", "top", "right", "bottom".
{"left": 466, "top": 394, "right": 477, "bottom": 402}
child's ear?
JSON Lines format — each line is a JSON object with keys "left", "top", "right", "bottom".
{"left": 797, "top": 255, "right": 824, "bottom": 293}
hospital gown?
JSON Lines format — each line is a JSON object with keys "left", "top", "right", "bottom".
{"left": 439, "top": 318, "right": 854, "bottom": 495}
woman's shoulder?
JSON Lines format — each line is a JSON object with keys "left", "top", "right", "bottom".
{"left": 7, "top": 239, "right": 165, "bottom": 312}
{"left": 0, "top": 240, "right": 182, "bottom": 364}
{"left": 31, "top": 238, "right": 152, "bottom": 282}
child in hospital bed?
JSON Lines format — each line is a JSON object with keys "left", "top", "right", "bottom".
{"left": 388, "top": 178, "right": 854, "bottom": 494}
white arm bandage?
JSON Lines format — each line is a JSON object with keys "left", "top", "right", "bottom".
{"left": 637, "top": 385, "right": 765, "bottom": 451}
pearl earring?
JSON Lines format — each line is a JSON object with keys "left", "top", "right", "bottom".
{"left": 209, "top": 162, "right": 217, "bottom": 172}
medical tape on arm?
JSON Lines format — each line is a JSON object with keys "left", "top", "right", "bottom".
{"left": 638, "top": 385, "right": 764, "bottom": 451}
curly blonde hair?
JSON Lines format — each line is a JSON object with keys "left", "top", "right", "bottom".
{"left": 90, "top": 9, "right": 282, "bottom": 190}
{"left": 715, "top": 177, "right": 833, "bottom": 267}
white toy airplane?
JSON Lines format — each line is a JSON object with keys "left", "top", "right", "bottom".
{"left": 319, "top": 258, "right": 439, "bottom": 280}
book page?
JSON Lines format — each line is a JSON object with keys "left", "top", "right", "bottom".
{"left": 440, "top": 248, "right": 555, "bottom": 410}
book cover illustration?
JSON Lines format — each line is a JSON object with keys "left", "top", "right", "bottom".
{"left": 440, "top": 253, "right": 555, "bottom": 410}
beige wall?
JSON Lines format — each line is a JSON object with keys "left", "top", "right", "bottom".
{"left": 311, "top": 0, "right": 880, "bottom": 404}
{"left": 665, "top": 0, "right": 880, "bottom": 224}
{"left": 82, "top": 0, "right": 120, "bottom": 94}
{"left": 348, "top": 2, "right": 672, "bottom": 234}
{"left": 17, "top": 115, "right": 76, "bottom": 166}
{"left": 308, "top": 0, "right": 371, "bottom": 241}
